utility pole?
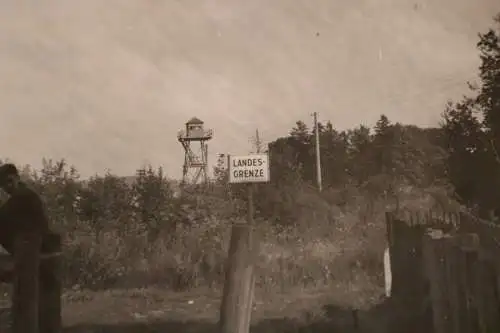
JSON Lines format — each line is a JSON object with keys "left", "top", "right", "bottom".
{"left": 252, "top": 129, "right": 263, "bottom": 153}
{"left": 313, "top": 112, "right": 322, "bottom": 192}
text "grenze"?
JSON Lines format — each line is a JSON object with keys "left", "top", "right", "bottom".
{"left": 232, "top": 157, "right": 265, "bottom": 178}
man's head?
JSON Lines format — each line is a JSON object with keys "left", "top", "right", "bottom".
{"left": 0, "top": 163, "right": 20, "bottom": 195}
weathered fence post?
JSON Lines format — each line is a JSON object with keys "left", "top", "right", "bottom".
{"left": 219, "top": 185, "right": 257, "bottom": 333}
{"left": 352, "top": 309, "right": 360, "bottom": 331}
{"left": 422, "top": 229, "right": 452, "bottom": 333}
{"left": 442, "top": 234, "right": 464, "bottom": 333}
{"left": 472, "top": 256, "right": 499, "bottom": 332}
{"left": 39, "top": 232, "right": 62, "bottom": 333}
{"left": 219, "top": 223, "right": 255, "bottom": 333}
{"left": 386, "top": 212, "right": 426, "bottom": 307}
{"left": 12, "top": 233, "right": 42, "bottom": 333}
{"left": 453, "top": 232, "right": 500, "bottom": 333}
{"left": 459, "top": 233, "right": 482, "bottom": 333}
{"left": 442, "top": 233, "right": 481, "bottom": 333}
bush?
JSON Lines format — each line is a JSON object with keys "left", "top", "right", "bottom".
{"left": 1, "top": 159, "right": 458, "bottom": 308}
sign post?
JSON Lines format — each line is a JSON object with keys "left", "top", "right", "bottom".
{"left": 219, "top": 153, "right": 269, "bottom": 333}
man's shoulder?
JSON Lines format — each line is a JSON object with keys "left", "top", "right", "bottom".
{"left": 13, "top": 185, "right": 42, "bottom": 201}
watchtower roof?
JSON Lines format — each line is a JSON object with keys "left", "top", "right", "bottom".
{"left": 186, "top": 117, "right": 204, "bottom": 125}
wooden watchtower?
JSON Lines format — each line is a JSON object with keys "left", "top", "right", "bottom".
{"left": 177, "top": 117, "right": 213, "bottom": 185}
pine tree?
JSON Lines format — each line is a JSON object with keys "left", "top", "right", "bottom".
{"left": 442, "top": 14, "right": 500, "bottom": 216}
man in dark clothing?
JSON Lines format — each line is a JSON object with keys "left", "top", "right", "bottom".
{"left": 0, "top": 163, "right": 49, "bottom": 254}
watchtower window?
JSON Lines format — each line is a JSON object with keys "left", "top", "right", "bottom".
{"left": 186, "top": 124, "right": 205, "bottom": 138}
{"left": 188, "top": 124, "right": 202, "bottom": 131}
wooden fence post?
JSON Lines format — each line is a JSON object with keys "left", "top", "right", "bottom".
{"left": 39, "top": 232, "right": 62, "bottom": 333}
{"left": 422, "top": 229, "right": 452, "bottom": 333}
{"left": 219, "top": 223, "right": 255, "bottom": 333}
{"left": 473, "top": 257, "right": 500, "bottom": 333}
{"left": 443, "top": 233, "right": 476, "bottom": 333}
{"left": 454, "top": 232, "right": 500, "bottom": 333}
{"left": 12, "top": 233, "right": 42, "bottom": 333}
{"left": 219, "top": 184, "right": 257, "bottom": 333}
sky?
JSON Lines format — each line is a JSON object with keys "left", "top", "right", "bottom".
{"left": 0, "top": 0, "right": 499, "bottom": 179}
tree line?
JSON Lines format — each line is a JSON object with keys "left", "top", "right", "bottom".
{"left": 214, "top": 14, "right": 500, "bottom": 222}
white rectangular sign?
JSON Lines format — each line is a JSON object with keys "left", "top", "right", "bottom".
{"left": 228, "top": 154, "right": 270, "bottom": 183}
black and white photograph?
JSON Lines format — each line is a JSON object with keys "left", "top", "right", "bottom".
{"left": 0, "top": 1, "right": 500, "bottom": 332}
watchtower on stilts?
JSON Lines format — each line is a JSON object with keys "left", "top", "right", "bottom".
{"left": 177, "top": 117, "right": 213, "bottom": 186}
